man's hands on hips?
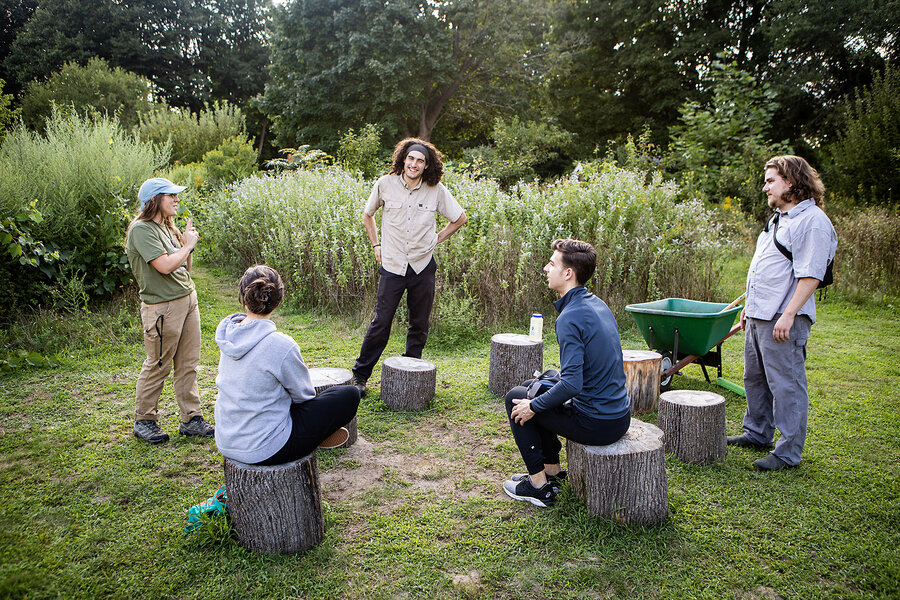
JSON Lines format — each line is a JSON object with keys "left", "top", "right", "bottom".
{"left": 511, "top": 397, "right": 535, "bottom": 425}
{"left": 373, "top": 245, "right": 382, "bottom": 263}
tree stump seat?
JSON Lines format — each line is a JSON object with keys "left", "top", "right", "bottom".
{"left": 566, "top": 419, "right": 668, "bottom": 525}
{"left": 308, "top": 366, "right": 357, "bottom": 447}
{"left": 223, "top": 454, "right": 324, "bottom": 554}
{"left": 658, "top": 390, "right": 726, "bottom": 465}
{"left": 622, "top": 350, "right": 662, "bottom": 414}
{"left": 380, "top": 356, "right": 436, "bottom": 410}
{"left": 488, "top": 333, "right": 543, "bottom": 396}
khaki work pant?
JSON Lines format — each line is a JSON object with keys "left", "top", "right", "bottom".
{"left": 134, "top": 291, "right": 202, "bottom": 423}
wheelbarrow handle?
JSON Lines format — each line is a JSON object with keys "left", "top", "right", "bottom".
{"left": 719, "top": 292, "right": 746, "bottom": 312}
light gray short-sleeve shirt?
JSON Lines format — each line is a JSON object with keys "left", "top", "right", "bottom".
{"left": 745, "top": 199, "right": 837, "bottom": 323}
{"left": 364, "top": 174, "right": 464, "bottom": 276}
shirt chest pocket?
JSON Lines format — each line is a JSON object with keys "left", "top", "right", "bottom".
{"left": 415, "top": 199, "right": 437, "bottom": 213}
{"left": 383, "top": 200, "right": 404, "bottom": 214}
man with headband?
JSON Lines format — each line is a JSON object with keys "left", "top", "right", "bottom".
{"left": 351, "top": 138, "right": 467, "bottom": 396}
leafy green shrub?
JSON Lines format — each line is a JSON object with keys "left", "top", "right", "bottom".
{"left": 201, "top": 136, "right": 258, "bottom": 186}
{"left": 462, "top": 117, "right": 573, "bottom": 188}
{"left": 0, "top": 109, "right": 169, "bottom": 301}
{"left": 0, "top": 78, "right": 19, "bottom": 144}
{"left": 832, "top": 206, "right": 900, "bottom": 300}
{"left": 337, "top": 123, "right": 386, "bottom": 180}
{"left": 200, "top": 165, "right": 728, "bottom": 330}
{"left": 668, "top": 59, "right": 789, "bottom": 222}
{"left": 136, "top": 101, "right": 246, "bottom": 165}
{"left": 824, "top": 66, "right": 900, "bottom": 206}
{"left": 0, "top": 202, "right": 60, "bottom": 313}
{"left": 20, "top": 58, "right": 157, "bottom": 132}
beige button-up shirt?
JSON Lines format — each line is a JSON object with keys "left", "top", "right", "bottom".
{"left": 364, "top": 174, "right": 464, "bottom": 276}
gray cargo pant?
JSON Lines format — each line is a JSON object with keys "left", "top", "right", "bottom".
{"left": 742, "top": 314, "right": 812, "bottom": 466}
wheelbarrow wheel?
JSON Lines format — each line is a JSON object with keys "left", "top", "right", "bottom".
{"left": 659, "top": 352, "right": 674, "bottom": 391}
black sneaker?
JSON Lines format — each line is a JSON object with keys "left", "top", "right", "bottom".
{"left": 134, "top": 420, "right": 169, "bottom": 444}
{"left": 511, "top": 469, "right": 567, "bottom": 493}
{"left": 502, "top": 477, "right": 557, "bottom": 508}
{"left": 179, "top": 416, "right": 215, "bottom": 437}
{"left": 351, "top": 376, "right": 367, "bottom": 398}
{"left": 727, "top": 434, "right": 774, "bottom": 450}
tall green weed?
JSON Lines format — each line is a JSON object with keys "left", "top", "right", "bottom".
{"left": 200, "top": 165, "right": 729, "bottom": 330}
{"left": 136, "top": 101, "right": 246, "bottom": 165}
{"left": 832, "top": 206, "right": 900, "bottom": 300}
{"left": 0, "top": 109, "right": 169, "bottom": 300}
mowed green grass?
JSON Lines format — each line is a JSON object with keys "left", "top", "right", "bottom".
{"left": 0, "top": 264, "right": 897, "bottom": 599}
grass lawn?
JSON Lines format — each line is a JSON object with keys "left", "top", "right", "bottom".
{"left": 0, "top": 264, "right": 898, "bottom": 599}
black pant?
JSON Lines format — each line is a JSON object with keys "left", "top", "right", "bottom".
{"left": 352, "top": 258, "right": 437, "bottom": 382}
{"left": 505, "top": 385, "right": 630, "bottom": 475}
{"left": 255, "top": 385, "right": 360, "bottom": 465}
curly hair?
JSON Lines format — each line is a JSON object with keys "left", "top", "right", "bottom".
{"left": 389, "top": 138, "right": 444, "bottom": 186}
{"left": 551, "top": 238, "right": 597, "bottom": 286}
{"left": 238, "top": 265, "right": 285, "bottom": 316}
{"left": 765, "top": 155, "right": 826, "bottom": 208}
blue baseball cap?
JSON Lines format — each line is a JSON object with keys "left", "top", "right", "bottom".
{"left": 138, "top": 178, "right": 187, "bottom": 210}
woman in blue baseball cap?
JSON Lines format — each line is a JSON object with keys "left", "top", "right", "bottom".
{"left": 124, "top": 178, "right": 214, "bottom": 445}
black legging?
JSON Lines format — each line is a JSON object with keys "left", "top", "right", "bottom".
{"left": 254, "top": 385, "right": 361, "bottom": 465}
{"left": 505, "top": 385, "right": 630, "bottom": 475}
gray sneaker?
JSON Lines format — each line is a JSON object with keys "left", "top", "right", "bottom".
{"left": 134, "top": 420, "right": 169, "bottom": 444}
{"left": 179, "top": 416, "right": 215, "bottom": 437}
{"left": 511, "top": 469, "right": 567, "bottom": 494}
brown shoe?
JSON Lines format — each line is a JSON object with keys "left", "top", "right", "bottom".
{"left": 318, "top": 427, "right": 349, "bottom": 449}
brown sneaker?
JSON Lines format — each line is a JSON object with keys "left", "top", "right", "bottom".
{"left": 318, "top": 427, "right": 349, "bottom": 449}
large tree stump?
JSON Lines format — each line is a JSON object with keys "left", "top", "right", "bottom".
{"left": 223, "top": 454, "right": 324, "bottom": 554}
{"left": 308, "top": 367, "right": 357, "bottom": 447}
{"left": 567, "top": 419, "right": 668, "bottom": 525}
{"left": 380, "top": 356, "right": 436, "bottom": 410}
{"left": 658, "top": 390, "right": 726, "bottom": 465}
{"left": 489, "top": 333, "right": 543, "bottom": 396}
{"left": 622, "top": 350, "right": 662, "bottom": 414}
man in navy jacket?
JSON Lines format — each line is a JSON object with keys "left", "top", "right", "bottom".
{"left": 503, "top": 239, "right": 631, "bottom": 508}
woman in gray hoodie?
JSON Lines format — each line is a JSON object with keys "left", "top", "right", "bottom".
{"left": 214, "top": 265, "right": 360, "bottom": 465}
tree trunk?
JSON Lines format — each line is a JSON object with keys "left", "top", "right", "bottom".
{"left": 488, "top": 333, "right": 543, "bottom": 397}
{"left": 380, "top": 356, "right": 436, "bottom": 411}
{"left": 658, "top": 390, "right": 726, "bottom": 465}
{"left": 223, "top": 455, "right": 324, "bottom": 554}
{"left": 622, "top": 350, "right": 662, "bottom": 414}
{"left": 567, "top": 419, "right": 668, "bottom": 525}
{"left": 308, "top": 367, "right": 357, "bottom": 447}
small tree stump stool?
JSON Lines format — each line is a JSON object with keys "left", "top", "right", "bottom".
{"left": 622, "top": 350, "right": 662, "bottom": 414}
{"left": 223, "top": 454, "right": 324, "bottom": 554}
{"left": 488, "top": 333, "right": 543, "bottom": 396}
{"left": 380, "top": 356, "right": 436, "bottom": 410}
{"left": 658, "top": 390, "right": 726, "bottom": 465}
{"left": 308, "top": 367, "right": 357, "bottom": 447}
{"left": 567, "top": 419, "right": 668, "bottom": 525}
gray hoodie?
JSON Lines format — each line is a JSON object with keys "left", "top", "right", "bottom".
{"left": 213, "top": 313, "right": 315, "bottom": 464}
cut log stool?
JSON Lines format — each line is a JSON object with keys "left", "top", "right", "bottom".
{"left": 380, "top": 356, "right": 436, "bottom": 410}
{"left": 567, "top": 419, "right": 668, "bottom": 525}
{"left": 308, "top": 367, "right": 357, "bottom": 447}
{"left": 622, "top": 350, "right": 662, "bottom": 414}
{"left": 658, "top": 390, "right": 726, "bottom": 465}
{"left": 489, "top": 333, "right": 543, "bottom": 396}
{"left": 224, "top": 454, "right": 324, "bottom": 553}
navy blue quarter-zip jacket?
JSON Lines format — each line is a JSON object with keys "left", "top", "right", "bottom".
{"left": 530, "top": 286, "right": 630, "bottom": 419}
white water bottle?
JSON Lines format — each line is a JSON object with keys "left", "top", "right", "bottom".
{"left": 529, "top": 313, "right": 543, "bottom": 342}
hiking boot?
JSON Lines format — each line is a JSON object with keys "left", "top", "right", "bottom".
{"left": 511, "top": 469, "right": 567, "bottom": 494}
{"left": 179, "top": 416, "right": 215, "bottom": 437}
{"left": 318, "top": 427, "right": 350, "bottom": 449}
{"left": 726, "top": 434, "right": 774, "bottom": 450}
{"left": 502, "top": 476, "right": 557, "bottom": 508}
{"left": 134, "top": 420, "right": 169, "bottom": 444}
{"left": 753, "top": 453, "right": 796, "bottom": 471}
{"left": 351, "top": 376, "right": 367, "bottom": 398}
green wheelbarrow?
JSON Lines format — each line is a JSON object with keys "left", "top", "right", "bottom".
{"left": 625, "top": 294, "right": 746, "bottom": 395}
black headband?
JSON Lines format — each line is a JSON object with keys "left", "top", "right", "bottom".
{"left": 407, "top": 144, "right": 429, "bottom": 159}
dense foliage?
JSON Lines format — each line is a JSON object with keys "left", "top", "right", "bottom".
{"left": 0, "top": 110, "right": 168, "bottom": 304}
{"left": 135, "top": 101, "right": 246, "bottom": 165}
{"left": 199, "top": 166, "right": 729, "bottom": 330}
{"left": 20, "top": 58, "right": 156, "bottom": 131}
